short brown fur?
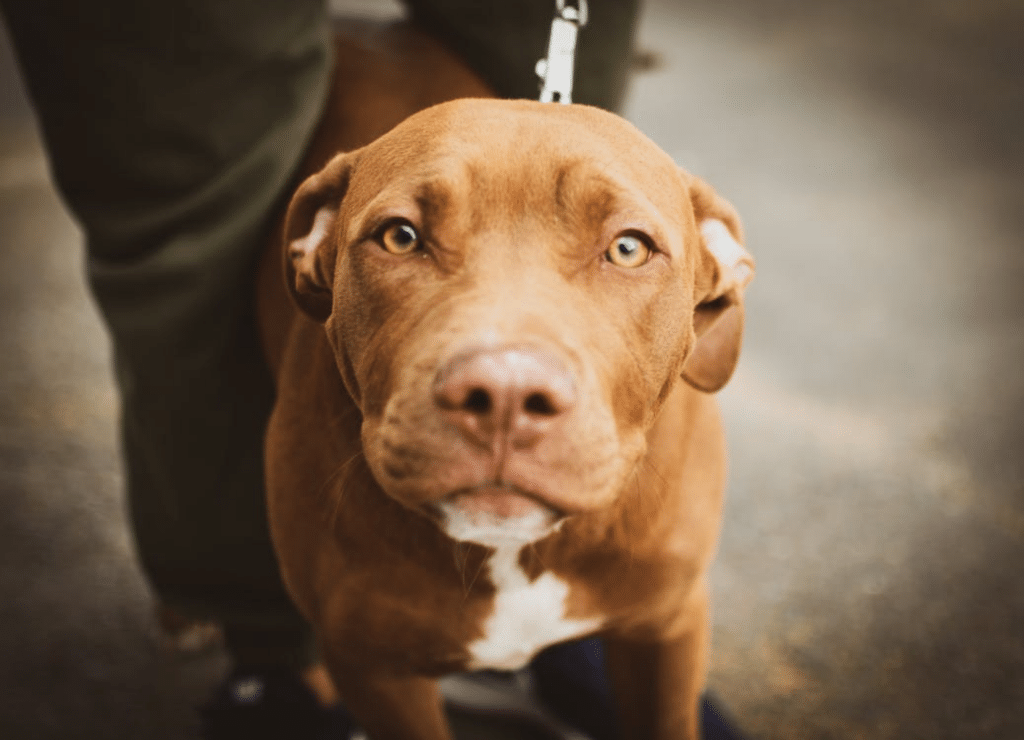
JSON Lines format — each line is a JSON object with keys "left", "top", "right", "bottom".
{"left": 258, "top": 20, "right": 753, "bottom": 740}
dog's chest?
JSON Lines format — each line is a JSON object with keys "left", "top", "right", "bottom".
{"left": 467, "top": 545, "right": 603, "bottom": 671}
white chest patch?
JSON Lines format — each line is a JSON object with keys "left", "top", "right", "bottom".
{"left": 467, "top": 545, "right": 604, "bottom": 671}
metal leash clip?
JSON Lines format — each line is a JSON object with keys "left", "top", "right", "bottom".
{"left": 536, "top": 0, "right": 588, "bottom": 104}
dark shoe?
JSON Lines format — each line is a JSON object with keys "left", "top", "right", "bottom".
{"left": 440, "top": 670, "right": 583, "bottom": 739}
{"left": 530, "top": 638, "right": 749, "bottom": 740}
{"left": 199, "top": 667, "right": 358, "bottom": 740}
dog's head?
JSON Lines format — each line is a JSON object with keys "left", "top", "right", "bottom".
{"left": 283, "top": 99, "right": 753, "bottom": 546}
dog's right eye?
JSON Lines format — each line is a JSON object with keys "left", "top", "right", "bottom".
{"left": 379, "top": 221, "right": 421, "bottom": 255}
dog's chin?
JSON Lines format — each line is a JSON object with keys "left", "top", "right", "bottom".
{"left": 432, "top": 486, "right": 563, "bottom": 548}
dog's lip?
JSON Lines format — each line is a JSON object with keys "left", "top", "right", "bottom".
{"left": 427, "top": 483, "right": 567, "bottom": 547}
{"left": 426, "top": 483, "right": 567, "bottom": 521}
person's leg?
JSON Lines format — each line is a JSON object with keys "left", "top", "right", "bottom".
{"left": 403, "top": 0, "right": 641, "bottom": 111}
{"left": 0, "top": 0, "right": 331, "bottom": 668}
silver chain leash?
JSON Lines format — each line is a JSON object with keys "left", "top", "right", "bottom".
{"left": 535, "top": 0, "right": 589, "bottom": 104}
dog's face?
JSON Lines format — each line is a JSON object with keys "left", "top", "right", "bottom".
{"left": 284, "top": 99, "right": 752, "bottom": 546}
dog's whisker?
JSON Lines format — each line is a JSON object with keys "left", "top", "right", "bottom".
{"left": 464, "top": 547, "right": 490, "bottom": 597}
{"left": 320, "top": 450, "right": 367, "bottom": 531}
{"left": 527, "top": 541, "right": 549, "bottom": 575}
{"left": 453, "top": 541, "right": 470, "bottom": 592}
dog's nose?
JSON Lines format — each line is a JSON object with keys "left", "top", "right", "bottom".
{"left": 433, "top": 347, "right": 576, "bottom": 449}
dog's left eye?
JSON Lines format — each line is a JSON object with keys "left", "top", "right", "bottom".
{"left": 380, "top": 221, "right": 421, "bottom": 255}
{"left": 606, "top": 234, "right": 651, "bottom": 268}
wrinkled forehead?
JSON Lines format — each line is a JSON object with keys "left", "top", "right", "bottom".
{"left": 344, "top": 100, "right": 690, "bottom": 228}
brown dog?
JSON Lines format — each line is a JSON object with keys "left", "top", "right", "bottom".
{"left": 259, "top": 22, "right": 753, "bottom": 740}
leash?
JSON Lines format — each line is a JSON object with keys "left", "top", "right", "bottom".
{"left": 536, "top": 0, "right": 588, "bottom": 104}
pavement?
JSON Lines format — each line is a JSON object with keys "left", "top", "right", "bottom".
{"left": 1, "top": 1, "right": 1022, "bottom": 738}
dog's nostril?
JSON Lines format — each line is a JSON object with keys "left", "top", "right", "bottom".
{"left": 523, "top": 392, "right": 557, "bottom": 416}
{"left": 463, "top": 388, "right": 492, "bottom": 414}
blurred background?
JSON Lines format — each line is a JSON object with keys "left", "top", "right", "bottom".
{"left": 1, "top": 0, "right": 1022, "bottom": 738}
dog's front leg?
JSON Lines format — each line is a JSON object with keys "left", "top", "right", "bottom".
{"left": 604, "top": 584, "right": 711, "bottom": 740}
{"left": 329, "top": 669, "right": 451, "bottom": 740}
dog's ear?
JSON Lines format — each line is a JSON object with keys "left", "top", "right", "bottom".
{"left": 283, "top": 151, "right": 361, "bottom": 322}
{"left": 681, "top": 176, "right": 755, "bottom": 393}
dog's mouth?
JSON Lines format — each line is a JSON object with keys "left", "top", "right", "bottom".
{"left": 428, "top": 484, "right": 565, "bottom": 547}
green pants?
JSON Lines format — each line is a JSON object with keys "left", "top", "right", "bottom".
{"left": 2, "top": 0, "right": 638, "bottom": 667}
